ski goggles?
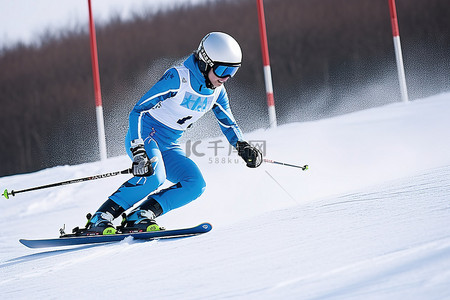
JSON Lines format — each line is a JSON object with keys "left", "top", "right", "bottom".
{"left": 212, "top": 64, "right": 240, "bottom": 78}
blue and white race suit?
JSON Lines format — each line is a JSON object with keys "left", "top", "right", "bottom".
{"left": 109, "top": 54, "right": 244, "bottom": 214}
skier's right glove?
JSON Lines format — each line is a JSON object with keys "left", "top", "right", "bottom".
{"left": 236, "top": 141, "right": 263, "bottom": 168}
{"left": 130, "top": 139, "right": 154, "bottom": 177}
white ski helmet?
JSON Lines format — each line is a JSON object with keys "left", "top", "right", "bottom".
{"left": 196, "top": 32, "right": 242, "bottom": 78}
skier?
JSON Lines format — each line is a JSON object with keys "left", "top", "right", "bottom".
{"left": 83, "top": 32, "right": 262, "bottom": 235}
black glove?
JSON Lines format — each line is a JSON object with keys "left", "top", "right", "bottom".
{"left": 130, "top": 139, "right": 154, "bottom": 176}
{"left": 236, "top": 141, "right": 263, "bottom": 168}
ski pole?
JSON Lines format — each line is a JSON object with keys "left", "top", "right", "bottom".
{"left": 263, "top": 158, "right": 309, "bottom": 171}
{"left": 2, "top": 168, "right": 132, "bottom": 199}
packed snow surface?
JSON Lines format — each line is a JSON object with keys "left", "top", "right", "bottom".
{"left": 1, "top": 92, "right": 450, "bottom": 299}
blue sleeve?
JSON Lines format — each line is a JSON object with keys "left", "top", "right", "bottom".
{"left": 212, "top": 87, "right": 244, "bottom": 147}
{"left": 128, "top": 68, "right": 180, "bottom": 141}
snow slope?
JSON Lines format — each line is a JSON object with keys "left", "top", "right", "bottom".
{"left": 1, "top": 92, "right": 450, "bottom": 299}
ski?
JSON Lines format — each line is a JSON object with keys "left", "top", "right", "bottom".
{"left": 19, "top": 222, "right": 212, "bottom": 249}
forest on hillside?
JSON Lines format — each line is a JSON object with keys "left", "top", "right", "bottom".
{"left": 0, "top": 0, "right": 449, "bottom": 176}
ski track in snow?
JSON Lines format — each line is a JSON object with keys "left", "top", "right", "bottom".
{"left": 1, "top": 93, "right": 450, "bottom": 299}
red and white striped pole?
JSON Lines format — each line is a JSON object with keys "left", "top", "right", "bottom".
{"left": 88, "top": 0, "right": 107, "bottom": 161}
{"left": 388, "top": 0, "right": 409, "bottom": 103}
{"left": 256, "top": 0, "right": 277, "bottom": 128}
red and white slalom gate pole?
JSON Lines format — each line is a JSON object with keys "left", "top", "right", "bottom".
{"left": 256, "top": 0, "right": 277, "bottom": 128}
{"left": 388, "top": 0, "right": 409, "bottom": 103}
{"left": 88, "top": 0, "right": 107, "bottom": 161}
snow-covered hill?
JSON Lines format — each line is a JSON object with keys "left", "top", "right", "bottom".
{"left": 1, "top": 92, "right": 450, "bottom": 299}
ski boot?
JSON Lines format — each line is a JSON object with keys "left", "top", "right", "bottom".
{"left": 84, "top": 211, "right": 117, "bottom": 235}
{"left": 63, "top": 212, "right": 117, "bottom": 237}
{"left": 68, "top": 199, "right": 125, "bottom": 236}
{"left": 119, "top": 197, "right": 164, "bottom": 233}
{"left": 119, "top": 209, "right": 163, "bottom": 233}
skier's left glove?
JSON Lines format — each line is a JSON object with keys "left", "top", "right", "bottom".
{"left": 236, "top": 141, "right": 263, "bottom": 168}
{"left": 130, "top": 139, "right": 154, "bottom": 177}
